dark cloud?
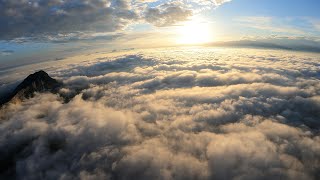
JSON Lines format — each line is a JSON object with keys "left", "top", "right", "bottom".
{"left": 0, "top": 0, "right": 137, "bottom": 40}
{"left": 144, "top": 2, "right": 193, "bottom": 26}
{"left": 0, "top": 50, "right": 14, "bottom": 56}
{"left": 0, "top": 0, "right": 233, "bottom": 41}
{"left": 0, "top": 48, "right": 320, "bottom": 179}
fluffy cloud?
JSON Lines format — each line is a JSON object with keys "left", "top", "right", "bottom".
{"left": 193, "top": 0, "right": 232, "bottom": 6}
{"left": 144, "top": 2, "right": 193, "bottom": 26}
{"left": 0, "top": 0, "right": 137, "bottom": 40}
{"left": 0, "top": 47, "right": 320, "bottom": 179}
{"left": 0, "top": 0, "right": 231, "bottom": 40}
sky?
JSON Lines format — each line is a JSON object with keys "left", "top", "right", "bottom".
{"left": 0, "top": 0, "right": 320, "bottom": 66}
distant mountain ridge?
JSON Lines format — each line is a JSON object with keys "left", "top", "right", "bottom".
{"left": 0, "top": 70, "right": 62, "bottom": 106}
{"left": 206, "top": 39, "right": 320, "bottom": 53}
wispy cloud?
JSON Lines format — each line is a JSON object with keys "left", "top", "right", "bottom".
{"left": 0, "top": 50, "right": 14, "bottom": 56}
{"left": 304, "top": 17, "right": 320, "bottom": 31}
{"left": 234, "top": 16, "right": 308, "bottom": 35}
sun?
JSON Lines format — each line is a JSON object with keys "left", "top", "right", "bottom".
{"left": 176, "top": 19, "right": 214, "bottom": 45}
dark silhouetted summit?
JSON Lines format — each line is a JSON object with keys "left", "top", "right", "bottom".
{"left": 0, "top": 70, "right": 62, "bottom": 106}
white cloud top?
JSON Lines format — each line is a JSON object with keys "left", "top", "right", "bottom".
{"left": 0, "top": 47, "right": 319, "bottom": 179}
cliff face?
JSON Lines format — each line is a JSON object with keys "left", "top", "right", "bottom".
{"left": 0, "top": 70, "right": 62, "bottom": 106}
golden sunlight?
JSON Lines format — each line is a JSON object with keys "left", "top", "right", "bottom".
{"left": 176, "top": 19, "right": 214, "bottom": 45}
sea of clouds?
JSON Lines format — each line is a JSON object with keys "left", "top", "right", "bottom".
{"left": 0, "top": 47, "right": 320, "bottom": 179}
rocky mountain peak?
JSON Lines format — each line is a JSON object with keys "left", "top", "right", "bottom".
{"left": 0, "top": 70, "right": 62, "bottom": 106}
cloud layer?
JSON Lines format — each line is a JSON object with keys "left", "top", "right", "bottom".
{"left": 0, "top": 48, "right": 320, "bottom": 179}
{"left": 0, "top": 0, "right": 231, "bottom": 40}
{"left": 0, "top": 0, "right": 137, "bottom": 40}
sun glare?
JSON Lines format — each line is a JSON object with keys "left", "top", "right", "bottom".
{"left": 176, "top": 19, "right": 213, "bottom": 45}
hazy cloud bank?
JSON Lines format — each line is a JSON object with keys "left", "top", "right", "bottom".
{"left": 0, "top": 48, "right": 320, "bottom": 179}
